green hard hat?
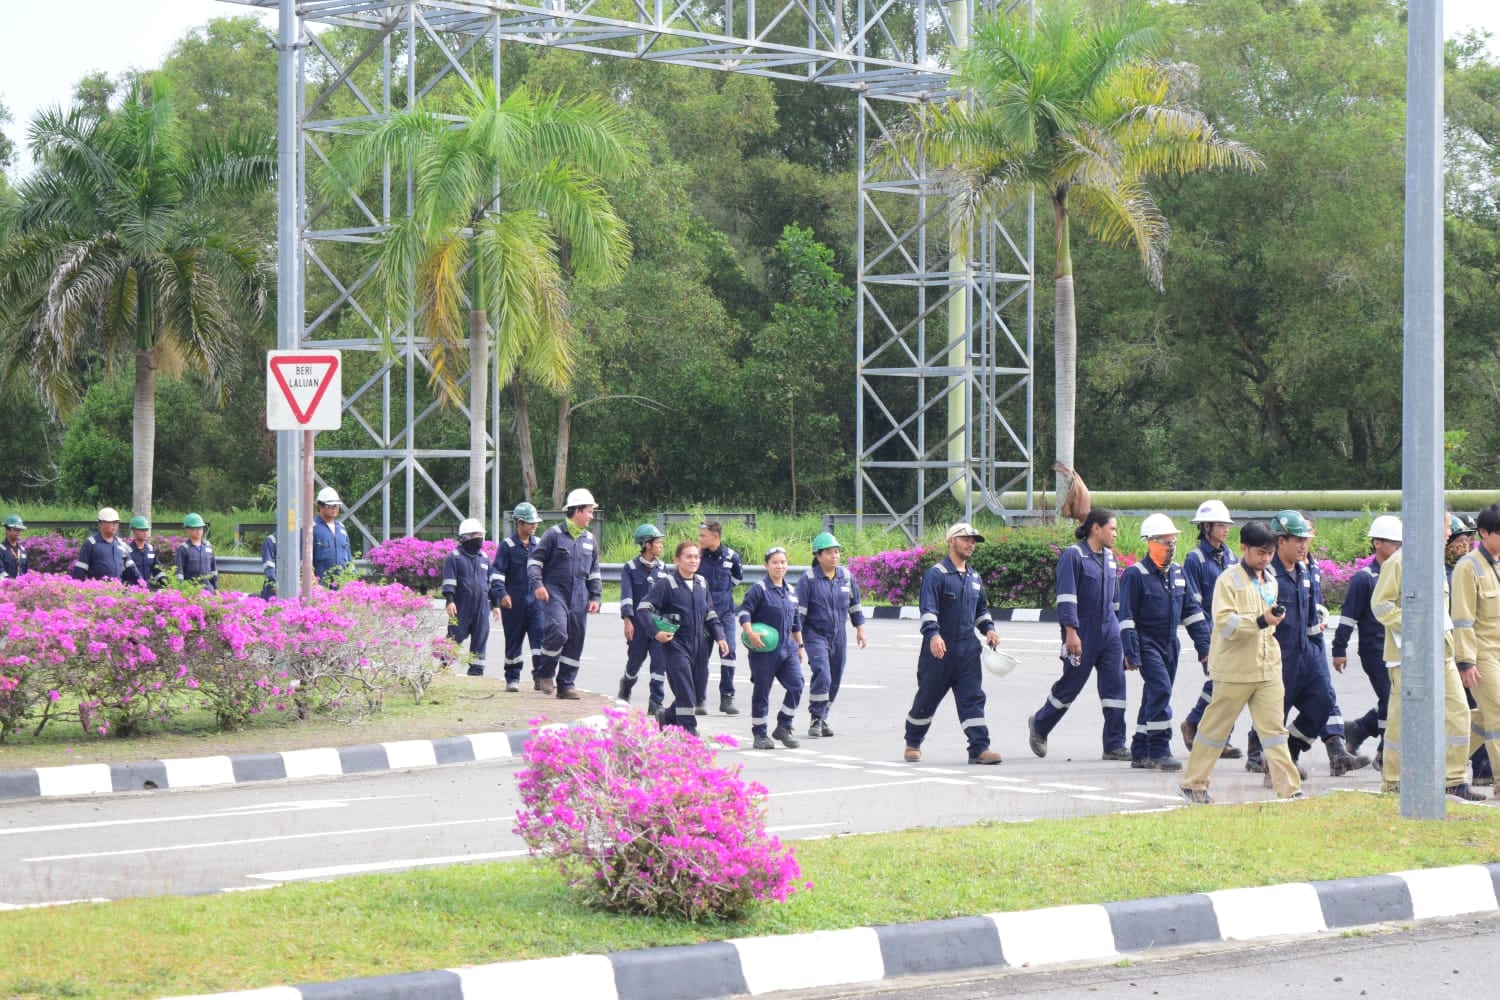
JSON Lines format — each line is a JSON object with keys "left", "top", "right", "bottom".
{"left": 513, "top": 502, "right": 542, "bottom": 524}
{"left": 741, "top": 621, "right": 781, "bottom": 653}
{"left": 129, "top": 515, "right": 150, "bottom": 530}
{"left": 633, "top": 523, "right": 665, "bottom": 546}
{"left": 812, "top": 531, "right": 841, "bottom": 553}
{"left": 3, "top": 514, "right": 24, "bottom": 529}
{"left": 183, "top": 513, "right": 206, "bottom": 529}
{"left": 651, "top": 614, "right": 681, "bottom": 636}
{"left": 1270, "top": 509, "right": 1313, "bottom": 539}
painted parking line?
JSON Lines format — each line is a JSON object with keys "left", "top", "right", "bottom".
{"left": 1034, "top": 783, "right": 1104, "bottom": 791}
{"left": 247, "top": 849, "right": 530, "bottom": 882}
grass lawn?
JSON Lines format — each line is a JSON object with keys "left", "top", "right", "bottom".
{"left": 2, "top": 793, "right": 1497, "bottom": 998}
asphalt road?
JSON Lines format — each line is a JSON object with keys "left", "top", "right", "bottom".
{"left": 0, "top": 617, "right": 1433, "bottom": 906}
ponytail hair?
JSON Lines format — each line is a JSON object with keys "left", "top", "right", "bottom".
{"left": 1075, "top": 507, "right": 1115, "bottom": 541}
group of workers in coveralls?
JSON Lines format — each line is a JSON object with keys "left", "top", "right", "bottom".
{"left": 1, "top": 507, "right": 221, "bottom": 590}
{"left": 1024, "top": 499, "right": 1494, "bottom": 804}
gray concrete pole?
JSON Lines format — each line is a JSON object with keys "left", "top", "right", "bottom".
{"left": 1399, "top": 0, "right": 1445, "bottom": 819}
{"left": 275, "top": 0, "right": 303, "bottom": 599}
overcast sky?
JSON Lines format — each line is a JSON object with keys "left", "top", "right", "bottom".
{"left": 2, "top": 0, "right": 1497, "bottom": 176}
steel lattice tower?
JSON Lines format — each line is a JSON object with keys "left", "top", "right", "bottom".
{"left": 229, "top": 0, "right": 1035, "bottom": 547}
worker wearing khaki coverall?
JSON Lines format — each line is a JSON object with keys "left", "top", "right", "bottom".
{"left": 1445, "top": 505, "right": 1500, "bottom": 790}
{"left": 1180, "top": 521, "right": 1302, "bottom": 802}
{"left": 1370, "top": 541, "right": 1481, "bottom": 797}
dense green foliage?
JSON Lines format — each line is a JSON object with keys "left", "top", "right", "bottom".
{"left": 0, "top": 1, "right": 1497, "bottom": 519}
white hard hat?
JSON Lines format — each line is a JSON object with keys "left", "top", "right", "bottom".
{"left": 97, "top": 507, "right": 120, "bottom": 522}
{"left": 458, "top": 517, "right": 484, "bottom": 538}
{"left": 1140, "top": 513, "right": 1179, "bottom": 539}
{"left": 1368, "top": 515, "right": 1403, "bottom": 543}
{"left": 316, "top": 487, "right": 342, "bottom": 507}
{"left": 1190, "top": 499, "right": 1233, "bottom": 524}
{"left": 564, "top": 488, "right": 598, "bottom": 509}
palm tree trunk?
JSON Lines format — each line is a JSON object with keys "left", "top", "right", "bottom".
{"left": 1053, "top": 191, "right": 1076, "bottom": 503}
{"left": 513, "top": 380, "right": 539, "bottom": 499}
{"left": 468, "top": 307, "right": 488, "bottom": 523}
{"left": 132, "top": 347, "right": 157, "bottom": 517}
{"left": 552, "top": 391, "right": 571, "bottom": 509}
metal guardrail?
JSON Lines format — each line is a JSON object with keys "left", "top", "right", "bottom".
{"left": 214, "top": 556, "right": 769, "bottom": 587}
{"left": 656, "top": 511, "right": 757, "bottom": 531}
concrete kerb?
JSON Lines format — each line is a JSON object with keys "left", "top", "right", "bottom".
{"left": 160, "top": 862, "right": 1500, "bottom": 1000}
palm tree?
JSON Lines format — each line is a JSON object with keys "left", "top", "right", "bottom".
{"left": 0, "top": 77, "right": 272, "bottom": 518}
{"left": 328, "top": 82, "right": 642, "bottom": 524}
{"left": 877, "top": 0, "right": 1261, "bottom": 500}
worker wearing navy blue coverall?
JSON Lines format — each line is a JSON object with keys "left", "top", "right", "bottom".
{"left": 641, "top": 545, "right": 727, "bottom": 733}
{"left": 1028, "top": 511, "right": 1127, "bottom": 757}
{"left": 619, "top": 548, "right": 666, "bottom": 710}
{"left": 738, "top": 549, "right": 805, "bottom": 743}
{"left": 1308, "top": 557, "right": 1359, "bottom": 755}
{"left": 312, "top": 510, "right": 353, "bottom": 586}
{"left": 260, "top": 534, "right": 277, "bottom": 599}
{"left": 697, "top": 524, "right": 743, "bottom": 710}
{"left": 1248, "top": 548, "right": 1333, "bottom": 766}
{"left": 904, "top": 528, "right": 1002, "bottom": 763}
{"left": 125, "top": 531, "right": 168, "bottom": 590}
{"left": 1118, "top": 551, "right": 1211, "bottom": 765}
{"left": 443, "top": 537, "right": 502, "bottom": 677}
{"left": 796, "top": 549, "right": 866, "bottom": 736}
{"left": 2, "top": 519, "right": 28, "bottom": 578}
{"left": 493, "top": 523, "right": 545, "bottom": 688}
{"left": 527, "top": 508, "right": 602, "bottom": 698}
{"left": 1331, "top": 558, "right": 1391, "bottom": 757}
{"left": 72, "top": 523, "right": 137, "bottom": 584}
{"left": 175, "top": 539, "right": 219, "bottom": 591}
{"left": 1180, "top": 532, "right": 1239, "bottom": 749}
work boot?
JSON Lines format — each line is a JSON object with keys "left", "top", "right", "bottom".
{"left": 772, "top": 726, "right": 800, "bottom": 749}
{"left": 1290, "top": 747, "right": 1310, "bottom": 781}
{"left": 1027, "top": 715, "right": 1047, "bottom": 758}
{"left": 647, "top": 699, "right": 663, "bottom": 716}
{"left": 1324, "top": 735, "right": 1371, "bottom": 776}
{"left": 1344, "top": 717, "right": 1371, "bottom": 755}
{"left": 1102, "top": 747, "right": 1132, "bottom": 761}
{"left": 752, "top": 733, "right": 776, "bottom": 750}
{"left": 617, "top": 677, "right": 634, "bottom": 702}
{"left": 1142, "top": 756, "right": 1183, "bottom": 772}
{"left": 1244, "top": 753, "right": 1266, "bottom": 774}
{"left": 535, "top": 677, "right": 556, "bottom": 695}
{"left": 904, "top": 746, "right": 922, "bottom": 763}
{"left": 695, "top": 702, "right": 708, "bottom": 716}
{"left": 720, "top": 695, "right": 739, "bottom": 716}
{"left": 556, "top": 687, "right": 581, "bottom": 700}
{"left": 504, "top": 680, "right": 520, "bottom": 693}
{"left": 1180, "top": 719, "right": 1197, "bottom": 751}
{"left": 819, "top": 719, "right": 835, "bottom": 737}
{"left": 1446, "top": 782, "right": 1488, "bottom": 801}
{"left": 969, "top": 749, "right": 1002, "bottom": 765}
{"left": 1219, "top": 743, "right": 1243, "bottom": 759}
{"left": 1180, "top": 786, "right": 1212, "bottom": 805}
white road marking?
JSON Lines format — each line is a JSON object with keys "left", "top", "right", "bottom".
{"left": 0, "top": 798, "right": 384, "bottom": 837}
{"left": 820, "top": 754, "right": 865, "bottom": 761}
{"left": 1070, "top": 794, "right": 1137, "bottom": 803}
{"left": 769, "top": 779, "right": 933, "bottom": 798}
{"left": 764, "top": 822, "right": 847, "bottom": 834}
{"left": 1122, "top": 792, "right": 1191, "bottom": 802}
{"left": 24, "top": 816, "right": 496, "bottom": 862}
{"left": 0, "top": 897, "right": 110, "bottom": 910}
{"left": 1034, "top": 782, "right": 1104, "bottom": 791}
{"left": 248, "top": 849, "right": 530, "bottom": 881}
{"left": 814, "top": 763, "right": 863, "bottom": 770}
{"left": 864, "top": 769, "right": 914, "bottom": 777}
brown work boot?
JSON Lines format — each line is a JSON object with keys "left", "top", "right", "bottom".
{"left": 556, "top": 687, "right": 581, "bottom": 700}
{"left": 968, "top": 749, "right": 1003, "bottom": 765}
{"left": 1180, "top": 719, "right": 1197, "bottom": 750}
{"left": 535, "top": 678, "right": 556, "bottom": 695}
{"left": 904, "top": 746, "right": 922, "bottom": 763}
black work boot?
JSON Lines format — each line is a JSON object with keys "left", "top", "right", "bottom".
{"left": 1325, "top": 735, "right": 1371, "bottom": 776}
{"left": 617, "top": 677, "right": 634, "bottom": 702}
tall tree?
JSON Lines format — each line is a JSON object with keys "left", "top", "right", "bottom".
{"left": 876, "top": 0, "right": 1261, "bottom": 499}
{"left": 0, "top": 77, "right": 272, "bottom": 517}
{"left": 328, "top": 81, "right": 641, "bottom": 523}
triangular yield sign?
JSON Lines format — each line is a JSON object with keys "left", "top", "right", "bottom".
{"left": 268, "top": 354, "right": 340, "bottom": 424}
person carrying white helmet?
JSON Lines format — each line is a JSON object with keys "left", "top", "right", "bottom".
{"left": 1179, "top": 499, "right": 1245, "bottom": 761}
{"left": 1116, "top": 513, "right": 1211, "bottom": 771}
{"left": 442, "top": 518, "right": 503, "bottom": 677}
{"left": 492, "top": 502, "right": 547, "bottom": 692}
{"left": 312, "top": 485, "right": 353, "bottom": 586}
{"left": 1329, "top": 514, "right": 1401, "bottom": 769}
{"left": 526, "top": 488, "right": 603, "bottom": 699}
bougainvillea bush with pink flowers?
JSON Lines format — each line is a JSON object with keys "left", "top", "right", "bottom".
{"left": 0, "top": 574, "right": 457, "bottom": 742}
{"left": 514, "top": 708, "right": 806, "bottom": 921}
{"left": 366, "top": 537, "right": 499, "bottom": 592}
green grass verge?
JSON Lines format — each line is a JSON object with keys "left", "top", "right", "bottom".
{"left": 3, "top": 793, "right": 1496, "bottom": 998}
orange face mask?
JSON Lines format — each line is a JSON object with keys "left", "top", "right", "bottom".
{"left": 1148, "top": 539, "right": 1176, "bottom": 568}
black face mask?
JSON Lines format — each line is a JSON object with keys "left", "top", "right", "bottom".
{"left": 461, "top": 538, "right": 483, "bottom": 555}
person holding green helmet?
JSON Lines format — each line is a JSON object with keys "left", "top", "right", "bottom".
{"left": 796, "top": 530, "right": 867, "bottom": 738}
{"left": 176, "top": 513, "right": 218, "bottom": 591}
{"left": 738, "top": 546, "right": 805, "bottom": 750}
{"left": 641, "top": 540, "right": 729, "bottom": 733}
{"left": 2, "top": 514, "right": 28, "bottom": 578}
{"left": 124, "top": 514, "right": 168, "bottom": 590}
{"left": 493, "top": 501, "right": 547, "bottom": 692}
{"left": 618, "top": 523, "right": 667, "bottom": 712}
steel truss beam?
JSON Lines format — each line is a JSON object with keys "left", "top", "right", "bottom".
{"left": 228, "top": 0, "right": 1034, "bottom": 543}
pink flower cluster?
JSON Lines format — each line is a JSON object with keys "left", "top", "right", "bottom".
{"left": 366, "top": 536, "right": 499, "bottom": 590}
{"left": 21, "top": 534, "right": 86, "bottom": 575}
{"left": 0, "top": 574, "right": 456, "bottom": 741}
{"left": 848, "top": 546, "right": 939, "bottom": 605}
{"left": 514, "top": 707, "right": 808, "bottom": 921}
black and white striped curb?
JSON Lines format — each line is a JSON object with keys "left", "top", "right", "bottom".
{"left": 162, "top": 862, "right": 1500, "bottom": 999}
{"left": 0, "top": 716, "right": 608, "bottom": 803}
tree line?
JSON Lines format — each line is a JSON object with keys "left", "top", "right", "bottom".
{"left": 0, "top": 0, "right": 1497, "bottom": 525}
